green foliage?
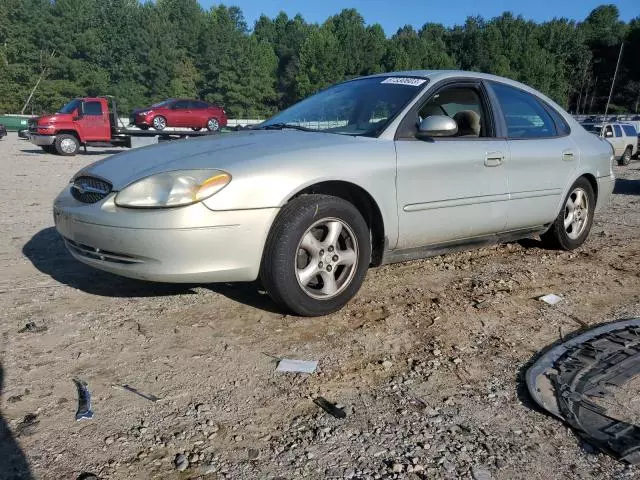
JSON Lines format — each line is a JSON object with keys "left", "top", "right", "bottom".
{"left": 1, "top": 2, "right": 639, "bottom": 116}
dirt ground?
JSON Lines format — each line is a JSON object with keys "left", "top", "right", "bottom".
{"left": 0, "top": 133, "right": 639, "bottom": 480}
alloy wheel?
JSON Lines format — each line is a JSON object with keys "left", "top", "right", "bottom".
{"left": 295, "top": 218, "right": 358, "bottom": 300}
{"left": 207, "top": 118, "right": 219, "bottom": 131}
{"left": 153, "top": 117, "right": 166, "bottom": 130}
{"left": 564, "top": 187, "right": 589, "bottom": 240}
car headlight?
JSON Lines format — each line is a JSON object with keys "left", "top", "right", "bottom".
{"left": 114, "top": 170, "right": 231, "bottom": 208}
{"left": 139, "top": 110, "right": 152, "bottom": 116}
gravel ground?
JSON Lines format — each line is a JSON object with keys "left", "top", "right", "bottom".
{"left": 0, "top": 133, "right": 639, "bottom": 480}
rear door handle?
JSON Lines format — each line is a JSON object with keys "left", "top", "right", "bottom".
{"left": 562, "top": 150, "right": 575, "bottom": 161}
{"left": 484, "top": 152, "right": 504, "bottom": 167}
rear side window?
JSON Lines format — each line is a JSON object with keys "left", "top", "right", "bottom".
{"left": 84, "top": 101, "right": 103, "bottom": 116}
{"left": 545, "top": 106, "right": 571, "bottom": 136}
{"left": 613, "top": 124, "right": 622, "bottom": 137}
{"left": 490, "top": 82, "right": 556, "bottom": 138}
{"left": 193, "top": 100, "right": 209, "bottom": 109}
{"left": 622, "top": 125, "right": 637, "bottom": 137}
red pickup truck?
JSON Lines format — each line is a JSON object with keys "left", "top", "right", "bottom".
{"left": 30, "top": 96, "right": 213, "bottom": 156}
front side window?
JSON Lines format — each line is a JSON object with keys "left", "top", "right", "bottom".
{"left": 490, "top": 82, "right": 556, "bottom": 139}
{"left": 622, "top": 125, "right": 638, "bottom": 137}
{"left": 83, "top": 101, "right": 103, "bottom": 116}
{"left": 260, "top": 76, "right": 427, "bottom": 136}
{"left": 173, "top": 100, "right": 190, "bottom": 110}
{"left": 613, "top": 124, "right": 623, "bottom": 137}
{"left": 418, "top": 86, "right": 488, "bottom": 137}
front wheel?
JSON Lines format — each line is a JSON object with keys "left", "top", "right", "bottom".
{"left": 619, "top": 147, "right": 632, "bottom": 166}
{"left": 54, "top": 134, "right": 79, "bottom": 156}
{"left": 152, "top": 116, "right": 166, "bottom": 131}
{"left": 541, "top": 177, "right": 595, "bottom": 250}
{"left": 260, "top": 194, "right": 371, "bottom": 316}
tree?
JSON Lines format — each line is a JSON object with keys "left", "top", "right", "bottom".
{"left": 0, "top": 2, "right": 638, "bottom": 116}
{"left": 295, "top": 27, "right": 346, "bottom": 98}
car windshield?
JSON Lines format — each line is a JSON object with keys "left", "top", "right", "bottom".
{"left": 58, "top": 99, "right": 82, "bottom": 114}
{"left": 259, "top": 76, "right": 428, "bottom": 136}
{"left": 151, "top": 99, "right": 174, "bottom": 108}
{"left": 582, "top": 123, "right": 602, "bottom": 134}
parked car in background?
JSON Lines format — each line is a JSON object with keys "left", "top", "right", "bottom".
{"left": 54, "top": 70, "right": 615, "bottom": 316}
{"left": 582, "top": 121, "right": 638, "bottom": 165}
{"left": 0, "top": 124, "right": 7, "bottom": 139}
{"left": 131, "top": 99, "right": 227, "bottom": 132}
{"left": 29, "top": 97, "right": 214, "bottom": 156}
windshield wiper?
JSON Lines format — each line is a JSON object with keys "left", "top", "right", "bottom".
{"left": 257, "top": 123, "right": 317, "bottom": 132}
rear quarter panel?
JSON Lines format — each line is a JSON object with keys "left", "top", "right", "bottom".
{"left": 564, "top": 125, "right": 614, "bottom": 212}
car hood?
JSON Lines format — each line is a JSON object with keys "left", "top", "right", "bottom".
{"left": 76, "top": 130, "right": 369, "bottom": 190}
{"left": 38, "top": 113, "right": 72, "bottom": 125}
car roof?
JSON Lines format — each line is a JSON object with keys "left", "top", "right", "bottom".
{"left": 360, "top": 70, "right": 564, "bottom": 111}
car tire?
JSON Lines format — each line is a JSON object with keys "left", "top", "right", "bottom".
{"left": 54, "top": 134, "right": 79, "bottom": 156}
{"left": 260, "top": 194, "right": 371, "bottom": 317}
{"left": 618, "top": 147, "right": 632, "bottom": 166}
{"left": 41, "top": 145, "right": 56, "bottom": 154}
{"left": 206, "top": 118, "right": 220, "bottom": 132}
{"left": 152, "top": 116, "right": 166, "bottom": 131}
{"left": 541, "top": 177, "right": 595, "bottom": 250}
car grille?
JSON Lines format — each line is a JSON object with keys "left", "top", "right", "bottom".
{"left": 70, "top": 176, "right": 113, "bottom": 204}
{"left": 64, "top": 238, "right": 144, "bottom": 265}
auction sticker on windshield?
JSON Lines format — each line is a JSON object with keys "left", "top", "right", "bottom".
{"left": 381, "top": 77, "right": 427, "bottom": 87}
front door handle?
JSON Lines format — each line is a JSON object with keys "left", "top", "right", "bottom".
{"left": 484, "top": 152, "right": 504, "bottom": 167}
{"left": 562, "top": 150, "right": 575, "bottom": 161}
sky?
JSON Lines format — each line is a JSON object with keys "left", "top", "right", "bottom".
{"left": 198, "top": 0, "right": 638, "bottom": 34}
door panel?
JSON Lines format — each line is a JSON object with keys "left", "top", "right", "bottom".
{"left": 504, "top": 137, "right": 578, "bottom": 229}
{"left": 487, "top": 81, "right": 579, "bottom": 230}
{"left": 77, "top": 101, "right": 109, "bottom": 141}
{"left": 395, "top": 139, "right": 509, "bottom": 249}
{"left": 169, "top": 101, "right": 191, "bottom": 127}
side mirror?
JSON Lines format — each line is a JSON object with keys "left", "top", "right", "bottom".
{"left": 417, "top": 115, "right": 458, "bottom": 138}
{"left": 73, "top": 103, "right": 84, "bottom": 121}
{"left": 605, "top": 130, "right": 613, "bottom": 138}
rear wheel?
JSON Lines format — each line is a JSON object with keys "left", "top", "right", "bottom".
{"left": 152, "top": 116, "right": 166, "bottom": 131}
{"left": 206, "top": 118, "right": 220, "bottom": 132}
{"left": 54, "top": 134, "right": 79, "bottom": 156}
{"left": 260, "top": 194, "right": 371, "bottom": 317}
{"left": 619, "top": 147, "right": 632, "bottom": 166}
{"left": 541, "top": 177, "right": 595, "bottom": 250}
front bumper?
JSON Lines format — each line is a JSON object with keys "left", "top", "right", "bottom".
{"left": 53, "top": 187, "right": 279, "bottom": 283}
{"left": 133, "top": 114, "right": 153, "bottom": 127}
{"left": 30, "top": 134, "right": 56, "bottom": 146}
{"left": 596, "top": 174, "right": 615, "bottom": 212}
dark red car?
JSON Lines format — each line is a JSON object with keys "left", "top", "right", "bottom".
{"left": 131, "top": 99, "right": 227, "bottom": 132}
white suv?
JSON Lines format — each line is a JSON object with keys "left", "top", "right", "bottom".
{"left": 583, "top": 122, "right": 638, "bottom": 166}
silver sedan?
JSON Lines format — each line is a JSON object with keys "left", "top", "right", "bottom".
{"left": 53, "top": 70, "right": 615, "bottom": 316}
